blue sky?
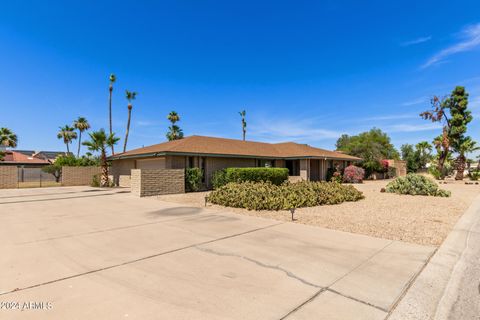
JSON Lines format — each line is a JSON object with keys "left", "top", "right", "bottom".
{"left": 1, "top": 1, "right": 480, "bottom": 155}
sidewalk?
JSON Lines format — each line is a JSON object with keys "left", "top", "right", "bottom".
{"left": 389, "top": 195, "right": 480, "bottom": 320}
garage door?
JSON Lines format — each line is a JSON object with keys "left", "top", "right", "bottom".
{"left": 136, "top": 158, "right": 166, "bottom": 169}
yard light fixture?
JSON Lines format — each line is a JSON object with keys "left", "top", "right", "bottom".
{"left": 290, "top": 208, "right": 296, "bottom": 221}
{"left": 205, "top": 196, "right": 208, "bottom": 207}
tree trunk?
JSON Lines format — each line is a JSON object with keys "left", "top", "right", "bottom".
{"left": 66, "top": 142, "right": 70, "bottom": 154}
{"left": 455, "top": 154, "right": 466, "bottom": 180}
{"left": 101, "top": 150, "right": 109, "bottom": 187}
{"left": 109, "top": 85, "right": 115, "bottom": 155}
{"left": 437, "top": 149, "right": 448, "bottom": 179}
{"left": 123, "top": 107, "right": 132, "bottom": 153}
{"left": 242, "top": 128, "right": 246, "bottom": 141}
{"left": 77, "top": 131, "right": 82, "bottom": 157}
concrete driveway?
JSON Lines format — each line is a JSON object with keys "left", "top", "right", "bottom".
{"left": 0, "top": 187, "right": 434, "bottom": 319}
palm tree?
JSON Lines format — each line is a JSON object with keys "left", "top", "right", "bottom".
{"left": 239, "top": 110, "right": 246, "bottom": 141}
{"left": 73, "top": 117, "right": 90, "bottom": 157}
{"left": 83, "top": 129, "right": 120, "bottom": 187}
{"left": 415, "top": 141, "right": 432, "bottom": 169}
{"left": 455, "top": 137, "right": 479, "bottom": 180}
{"left": 123, "top": 90, "right": 137, "bottom": 152}
{"left": 108, "top": 73, "right": 116, "bottom": 155}
{"left": 57, "top": 125, "right": 77, "bottom": 153}
{"left": 0, "top": 127, "right": 18, "bottom": 148}
{"left": 166, "top": 111, "right": 184, "bottom": 141}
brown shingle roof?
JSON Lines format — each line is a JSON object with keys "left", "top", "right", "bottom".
{"left": 111, "top": 135, "right": 361, "bottom": 161}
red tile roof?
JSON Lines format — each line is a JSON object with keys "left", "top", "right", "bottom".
{"left": 111, "top": 135, "right": 361, "bottom": 161}
{"left": 1, "top": 150, "right": 50, "bottom": 165}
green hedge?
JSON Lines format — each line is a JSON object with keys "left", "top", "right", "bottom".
{"left": 185, "top": 167, "right": 204, "bottom": 192}
{"left": 207, "top": 181, "right": 364, "bottom": 210}
{"left": 385, "top": 174, "right": 450, "bottom": 197}
{"left": 212, "top": 167, "right": 289, "bottom": 189}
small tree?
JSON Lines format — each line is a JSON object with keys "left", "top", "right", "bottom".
{"left": 0, "top": 127, "right": 18, "bottom": 148}
{"left": 83, "top": 129, "right": 120, "bottom": 187}
{"left": 336, "top": 128, "right": 399, "bottom": 177}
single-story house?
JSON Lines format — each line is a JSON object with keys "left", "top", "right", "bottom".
{"left": 110, "top": 135, "right": 361, "bottom": 188}
{"left": 0, "top": 150, "right": 51, "bottom": 167}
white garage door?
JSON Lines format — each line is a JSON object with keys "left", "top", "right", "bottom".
{"left": 136, "top": 158, "right": 166, "bottom": 169}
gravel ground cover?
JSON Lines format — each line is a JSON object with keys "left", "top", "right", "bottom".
{"left": 156, "top": 180, "right": 479, "bottom": 246}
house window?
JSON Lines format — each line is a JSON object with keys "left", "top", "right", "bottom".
{"left": 188, "top": 156, "right": 194, "bottom": 168}
{"left": 257, "top": 159, "right": 273, "bottom": 168}
{"left": 200, "top": 157, "right": 207, "bottom": 183}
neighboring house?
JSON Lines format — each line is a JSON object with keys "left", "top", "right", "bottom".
{"left": 110, "top": 135, "right": 361, "bottom": 188}
{"left": 13, "top": 150, "right": 72, "bottom": 162}
{"left": 0, "top": 150, "right": 50, "bottom": 167}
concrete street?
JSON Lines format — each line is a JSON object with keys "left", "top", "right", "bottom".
{"left": 0, "top": 187, "right": 435, "bottom": 319}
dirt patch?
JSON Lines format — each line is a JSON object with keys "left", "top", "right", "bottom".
{"left": 156, "top": 180, "right": 479, "bottom": 246}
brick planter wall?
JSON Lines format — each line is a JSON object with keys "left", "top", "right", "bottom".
{"left": 0, "top": 166, "right": 18, "bottom": 189}
{"left": 131, "top": 169, "right": 185, "bottom": 197}
{"left": 61, "top": 166, "right": 102, "bottom": 186}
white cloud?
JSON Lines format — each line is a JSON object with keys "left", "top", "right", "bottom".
{"left": 401, "top": 36, "right": 432, "bottom": 47}
{"left": 423, "top": 23, "right": 480, "bottom": 68}
{"left": 249, "top": 118, "right": 342, "bottom": 143}
{"left": 401, "top": 96, "right": 429, "bottom": 106}
{"left": 387, "top": 123, "right": 442, "bottom": 133}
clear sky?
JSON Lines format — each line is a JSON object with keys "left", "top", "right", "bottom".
{"left": 1, "top": 1, "right": 479, "bottom": 154}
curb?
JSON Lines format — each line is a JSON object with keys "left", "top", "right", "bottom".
{"left": 388, "top": 194, "right": 480, "bottom": 320}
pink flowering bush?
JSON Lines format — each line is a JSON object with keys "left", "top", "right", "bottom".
{"left": 342, "top": 165, "right": 365, "bottom": 183}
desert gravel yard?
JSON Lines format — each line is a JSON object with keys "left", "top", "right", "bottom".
{"left": 157, "top": 180, "right": 480, "bottom": 246}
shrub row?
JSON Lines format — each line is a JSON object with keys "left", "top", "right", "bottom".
{"left": 212, "top": 167, "right": 289, "bottom": 189}
{"left": 207, "top": 181, "right": 364, "bottom": 210}
{"left": 385, "top": 173, "right": 450, "bottom": 197}
{"left": 185, "top": 167, "right": 204, "bottom": 192}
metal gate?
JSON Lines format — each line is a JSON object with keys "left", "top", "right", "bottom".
{"left": 17, "top": 166, "right": 60, "bottom": 188}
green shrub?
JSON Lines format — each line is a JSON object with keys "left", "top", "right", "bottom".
{"left": 326, "top": 167, "right": 342, "bottom": 182}
{"left": 385, "top": 174, "right": 450, "bottom": 197}
{"left": 428, "top": 166, "right": 442, "bottom": 180}
{"left": 387, "top": 166, "right": 397, "bottom": 179}
{"left": 212, "top": 167, "right": 289, "bottom": 189}
{"left": 185, "top": 167, "right": 204, "bottom": 192}
{"left": 207, "top": 181, "right": 364, "bottom": 210}
{"left": 91, "top": 174, "right": 101, "bottom": 187}
{"left": 470, "top": 170, "right": 480, "bottom": 181}
{"left": 211, "top": 169, "right": 228, "bottom": 189}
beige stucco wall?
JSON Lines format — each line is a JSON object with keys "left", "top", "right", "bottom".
{"left": 299, "top": 159, "right": 309, "bottom": 181}
{"left": 0, "top": 166, "right": 18, "bottom": 189}
{"left": 110, "top": 159, "right": 136, "bottom": 187}
{"left": 62, "top": 166, "right": 102, "bottom": 186}
{"left": 387, "top": 159, "right": 407, "bottom": 177}
{"left": 130, "top": 169, "right": 185, "bottom": 197}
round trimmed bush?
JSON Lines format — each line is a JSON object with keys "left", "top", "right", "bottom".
{"left": 385, "top": 173, "right": 450, "bottom": 197}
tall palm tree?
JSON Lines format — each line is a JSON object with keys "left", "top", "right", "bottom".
{"left": 239, "top": 110, "right": 246, "bottom": 141}
{"left": 73, "top": 117, "right": 91, "bottom": 157}
{"left": 57, "top": 125, "right": 77, "bottom": 153}
{"left": 166, "top": 111, "right": 184, "bottom": 141}
{"left": 0, "top": 127, "right": 18, "bottom": 148}
{"left": 123, "top": 90, "right": 137, "bottom": 152}
{"left": 455, "top": 137, "right": 479, "bottom": 180}
{"left": 108, "top": 73, "right": 116, "bottom": 155}
{"left": 83, "top": 129, "right": 120, "bottom": 187}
